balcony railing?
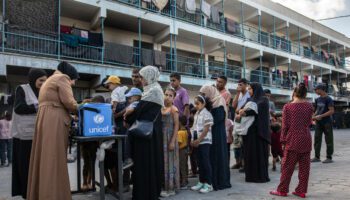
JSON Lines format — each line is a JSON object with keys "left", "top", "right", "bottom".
{"left": 1, "top": 22, "right": 349, "bottom": 97}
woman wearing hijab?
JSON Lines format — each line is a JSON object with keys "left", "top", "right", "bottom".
{"left": 199, "top": 85, "right": 231, "bottom": 190}
{"left": 236, "top": 82, "right": 270, "bottom": 183}
{"left": 11, "top": 68, "right": 47, "bottom": 199}
{"left": 27, "top": 61, "right": 79, "bottom": 200}
{"left": 125, "top": 65, "right": 164, "bottom": 200}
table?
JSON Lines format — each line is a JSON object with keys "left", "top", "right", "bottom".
{"left": 71, "top": 135, "right": 127, "bottom": 200}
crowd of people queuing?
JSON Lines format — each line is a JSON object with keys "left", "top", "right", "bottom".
{"left": 1, "top": 61, "right": 337, "bottom": 200}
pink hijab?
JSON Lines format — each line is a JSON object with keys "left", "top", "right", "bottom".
{"left": 200, "top": 85, "right": 227, "bottom": 112}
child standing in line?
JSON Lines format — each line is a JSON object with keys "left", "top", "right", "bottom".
{"left": 190, "top": 95, "right": 214, "bottom": 194}
{"left": 178, "top": 116, "right": 189, "bottom": 189}
{"left": 271, "top": 122, "right": 283, "bottom": 171}
{"left": 0, "top": 111, "right": 12, "bottom": 167}
{"left": 161, "top": 88, "right": 180, "bottom": 197}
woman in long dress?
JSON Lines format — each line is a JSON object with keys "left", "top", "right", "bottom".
{"left": 236, "top": 82, "right": 270, "bottom": 183}
{"left": 11, "top": 68, "right": 47, "bottom": 199}
{"left": 27, "top": 61, "right": 79, "bottom": 200}
{"left": 199, "top": 85, "right": 231, "bottom": 190}
{"left": 125, "top": 65, "right": 164, "bottom": 200}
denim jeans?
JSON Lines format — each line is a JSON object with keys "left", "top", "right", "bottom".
{"left": 0, "top": 139, "right": 13, "bottom": 164}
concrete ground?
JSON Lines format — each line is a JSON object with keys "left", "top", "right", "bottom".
{"left": 1, "top": 129, "right": 350, "bottom": 200}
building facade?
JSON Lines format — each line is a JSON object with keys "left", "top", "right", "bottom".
{"left": 0, "top": 0, "right": 349, "bottom": 111}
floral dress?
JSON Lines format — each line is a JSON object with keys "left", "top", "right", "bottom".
{"left": 162, "top": 106, "right": 180, "bottom": 192}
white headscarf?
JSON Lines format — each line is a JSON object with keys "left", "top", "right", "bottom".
{"left": 139, "top": 66, "right": 164, "bottom": 106}
{"left": 200, "top": 85, "right": 228, "bottom": 113}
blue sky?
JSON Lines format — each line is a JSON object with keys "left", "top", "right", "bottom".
{"left": 270, "top": 0, "right": 350, "bottom": 37}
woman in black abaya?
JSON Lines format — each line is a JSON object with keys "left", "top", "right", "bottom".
{"left": 125, "top": 66, "right": 164, "bottom": 200}
{"left": 236, "top": 82, "right": 270, "bottom": 183}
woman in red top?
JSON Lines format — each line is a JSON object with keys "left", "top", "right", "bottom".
{"left": 270, "top": 83, "right": 313, "bottom": 198}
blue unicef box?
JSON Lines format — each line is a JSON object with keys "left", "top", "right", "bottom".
{"left": 78, "top": 103, "right": 113, "bottom": 137}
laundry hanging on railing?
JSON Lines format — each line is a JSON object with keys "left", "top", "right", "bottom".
{"left": 225, "top": 18, "right": 240, "bottom": 34}
{"left": 176, "top": 0, "right": 185, "bottom": 10}
{"left": 321, "top": 50, "right": 329, "bottom": 59}
{"left": 88, "top": 32, "right": 103, "bottom": 47}
{"left": 141, "top": 48, "right": 154, "bottom": 66}
{"left": 104, "top": 42, "right": 134, "bottom": 65}
{"left": 201, "top": 0, "right": 211, "bottom": 19}
{"left": 211, "top": 6, "right": 221, "bottom": 24}
{"left": 152, "top": 0, "right": 169, "bottom": 11}
{"left": 154, "top": 50, "right": 167, "bottom": 69}
{"left": 185, "top": 0, "right": 196, "bottom": 14}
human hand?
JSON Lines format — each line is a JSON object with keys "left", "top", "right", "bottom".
{"left": 168, "top": 141, "right": 175, "bottom": 151}
{"left": 191, "top": 139, "right": 200, "bottom": 147}
{"left": 313, "top": 115, "right": 322, "bottom": 121}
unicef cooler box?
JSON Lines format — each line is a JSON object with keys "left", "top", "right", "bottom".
{"left": 78, "top": 103, "right": 113, "bottom": 137}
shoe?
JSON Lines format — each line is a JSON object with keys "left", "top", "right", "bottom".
{"left": 239, "top": 168, "right": 245, "bottom": 173}
{"left": 231, "top": 163, "right": 241, "bottom": 169}
{"left": 270, "top": 190, "right": 288, "bottom": 197}
{"left": 123, "top": 159, "right": 134, "bottom": 170}
{"left": 322, "top": 158, "right": 333, "bottom": 164}
{"left": 310, "top": 157, "right": 321, "bottom": 162}
{"left": 167, "top": 191, "right": 176, "bottom": 196}
{"left": 180, "top": 184, "right": 188, "bottom": 190}
{"left": 160, "top": 191, "right": 169, "bottom": 197}
{"left": 292, "top": 191, "right": 306, "bottom": 198}
{"left": 191, "top": 182, "right": 204, "bottom": 191}
{"left": 199, "top": 184, "right": 213, "bottom": 193}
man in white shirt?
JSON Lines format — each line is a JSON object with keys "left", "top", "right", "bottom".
{"left": 231, "top": 78, "right": 250, "bottom": 171}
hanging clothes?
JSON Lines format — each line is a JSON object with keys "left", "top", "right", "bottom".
{"left": 201, "top": 0, "right": 211, "bottom": 19}
{"left": 225, "top": 18, "right": 236, "bottom": 34}
{"left": 152, "top": 0, "right": 169, "bottom": 11}
{"left": 104, "top": 43, "right": 134, "bottom": 65}
{"left": 211, "top": 6, "right": 220, "bottom": 24}
{"left": 321, "top": 50, "right": 329, "bottom": 60}
{"left": 88, "top": 32, "right": 103, "bottom": 47}
{"left": 60, "top": 25, "right": 72, "bottom": 34}
{"left": 154, "top": 50, "right": 167, "bottom": 69}
{"left": 141, "top": 49, "right": 154, "bottom": 66}
{"left": 61, "top": 34, "right": 79, "bottom": 48}
{"left": 185, "top": 0, "right": 196, "bottom": 14}
{"left": 176, "top": 0, "right": 185, "bottom": 10}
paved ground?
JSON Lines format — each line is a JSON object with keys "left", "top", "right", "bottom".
{"left": 1, "top": 129, "right": 350, "bottom": 200}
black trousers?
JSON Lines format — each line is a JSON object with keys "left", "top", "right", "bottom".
{"left": 197, "top": 144, "right": 212, "bottom": 185}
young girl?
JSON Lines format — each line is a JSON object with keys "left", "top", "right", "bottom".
{"left": 191, "top": 95, "right": 214, "bottom": 194}
{"left": 161, "top": 88, "right": 180, "bottom": 197}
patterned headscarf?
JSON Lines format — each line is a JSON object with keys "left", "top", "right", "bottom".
{"left": 139, "top": 66, "right": 164, "bottom": 106}
{"left": 200, "top": 85, "right": 227, "bottom": 111}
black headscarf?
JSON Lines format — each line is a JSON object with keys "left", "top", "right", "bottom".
{"left": 57, "top": 61, "right": 79, "bottom": 80}
{"left": 28, "top": 68, "right": 47, "bottom": 97}
{"left": 249, "top": 82, "right": 271, "bottom": 143}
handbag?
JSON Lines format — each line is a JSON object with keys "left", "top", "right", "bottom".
{"left": 128, "top": 111, "right": 160, "bottom": 140}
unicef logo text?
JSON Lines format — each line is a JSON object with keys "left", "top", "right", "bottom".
{"left": 93, "top": 114, "right": 105, "bottom": 124}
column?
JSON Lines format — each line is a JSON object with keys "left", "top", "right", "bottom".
{"left": 138, "top": 18, "right": 142, "bottom": 67}
{"left": 101, "top": 17, "right": 105, "bottom": 64}
{"left": 259, "top": 51, "right": 263, "bottom": 84}
{"left": 221, "top": 0, "right": 225, "bottom": 33}
{"left": 240, "top": 2, "right": 245, "bottom": 38}
{"left": 327, "top": 41, "right": 330, "bottom": 65}
{"left": 2, "top": 0, "right": 6, "bottom": 52}
{"left": 224, "top": 42, "right": 227, "bottom": 76}
{"left": 288, "top": 59, "right": 291, "bottom": 89}
{"left": 273, "top": 16, "right": 276, "bottom": 49}
{"left": 57, "top": 0, "right": 61, "bottom": 59}
{"left": 258, "top": 12, "right": 261, "bottom": 44}
{"left": 200, "top": 34, "right": 205, "bottom": 77}
{"left": 298, "top": 27, "right": 301, "bottom": 55}
{"left": 274, "top": 55, "right": 278, "bottom": 87}
{"left": 286, "top": 22, "right": 290, "bottom": 53}
{"left": 242, "top": 46, "right": 246, "bottom": 79}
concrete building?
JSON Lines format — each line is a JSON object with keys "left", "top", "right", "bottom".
{"left": 0, "top": 0, "right": 350, "bottom": 110}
